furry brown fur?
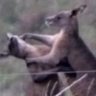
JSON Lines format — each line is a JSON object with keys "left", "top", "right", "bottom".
{"left": 25, "top": 5, "right": 96, "bottom": 71}
{"left": 24, "top": 5, "right": 96, "bottom": 95}
{"left": 0, "top": 33, "right": 76, "bottom": 83}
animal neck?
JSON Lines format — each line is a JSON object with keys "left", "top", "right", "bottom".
{"left": 61, "top": 25, "right": 79, "bottom": 38}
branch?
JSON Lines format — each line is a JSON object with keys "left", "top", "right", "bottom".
{"left": 55, "top": 74, "right": 88, "bottom": 96}
{"left": 50, "top": 81, "right": 58, "bottom": 96}
{"left": 44, "top": 80, "right": 52, "bottom": 96}
{"left": 57, "top": 72, "right": 74, "bottom": 96}
{"left": 87, "top": 78, "right": 95, "bottom": 96}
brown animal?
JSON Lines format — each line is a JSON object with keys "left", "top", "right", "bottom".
{"left": 21, "top": 32, "right": 58, "bottom": 46}
{"left": 24, "top": 5, "right": 96, "bottom": 71}
{"left": 24, "top": 5, "right": 96, "bottom": 96}
{"left": 0, "top": 33, "right": 76, "bottom": 83}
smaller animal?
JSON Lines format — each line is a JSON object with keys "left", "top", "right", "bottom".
{"left": 0, "top": 33, "right": 76, "bottom": 83}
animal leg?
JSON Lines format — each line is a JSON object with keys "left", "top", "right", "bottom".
{"left": 20, "top": 33, "right": 57, "bottom": 46}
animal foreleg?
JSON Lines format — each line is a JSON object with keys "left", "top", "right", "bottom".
{"left": 26, "top": 53, "right": 60, "bottom": 67}
{"left": 20, "top": 33, "right": 57, "bottom": 46}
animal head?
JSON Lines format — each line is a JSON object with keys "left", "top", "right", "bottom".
{"left": 7, "top": 33, "right": 28, "bottom": 58}
{"left": 45, "top": 5, "right": 86, "bottom": 33}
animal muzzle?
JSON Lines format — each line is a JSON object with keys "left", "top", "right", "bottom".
{"left": 45, "top": 16, "right": 55, "bottom": 26}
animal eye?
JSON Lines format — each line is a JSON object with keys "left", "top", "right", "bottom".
{"left": 56, "top": 16, "right": 62, "bottom": 20}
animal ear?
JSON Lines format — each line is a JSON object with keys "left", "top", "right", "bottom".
{"left": 70, "top": 4, "right": 87, "bottom": 17}
{"left": 6, "top": 33, "right": 13, "bottom": 39}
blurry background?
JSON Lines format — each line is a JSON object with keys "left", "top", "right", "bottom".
{"left": 0, "top": 0, "right": 96, "bottom": 96}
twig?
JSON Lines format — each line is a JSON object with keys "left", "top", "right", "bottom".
{"left": 55, "top": 74, "right": 88, "bottom": 96}
{"left": 44, "top": 80, "right": 52, "bottom": 96}
{"left": 87, "top": 78, "right": 95, "bottom": 96}
{"left": 57, "top": 72, "right": 73, "bottom": 96}
{"left": 50, "top": 81, "right": 58, "bottom": 96}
